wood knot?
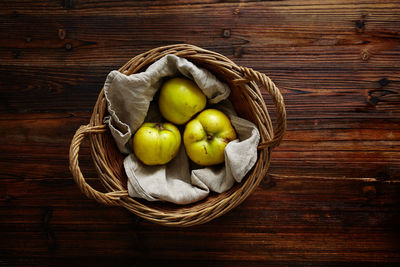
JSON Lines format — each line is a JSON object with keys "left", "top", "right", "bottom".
{"left": 368, "top": 85, "right": 399, "bottom": 106}
{"left": 65, "top": 43, "right": 72, "bottom": 51}
{"left": 222, "top": 29, "right": 231, "bottom": 38}
{"left": 355, "top": 14, "right": 367, "bottom": 33}
{"left": 25, "top": 37, "right": 32, "bottom": 43}
{"left": 379, "top": 78, "right": 390, "bottom": 87}
{"left": 58, "top": 29, "right": 66, "bottom": 40}
{"left": 360, "top": 49, "right": 369, "bottom": 61}
{"left": 233, "top": 8, "right": 240, "bottom": 15}
{"left": 355, "top": 19, "right": 365, "bottom": 33}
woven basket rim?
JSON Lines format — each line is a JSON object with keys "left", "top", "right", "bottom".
{"left": 69, "top": 43, "right": 286, "bottom": 227}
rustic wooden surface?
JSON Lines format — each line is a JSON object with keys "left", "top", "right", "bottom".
{"left": 1, "top": 0, "right": 400, "bottom": 266}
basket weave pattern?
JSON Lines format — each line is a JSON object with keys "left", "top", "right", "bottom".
{"left": 69, "top": 44, "right": 286, "bottom": 227}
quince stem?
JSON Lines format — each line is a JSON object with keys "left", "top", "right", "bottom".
{"left": 154, "top": 123, "right": 165, "bottom": 131}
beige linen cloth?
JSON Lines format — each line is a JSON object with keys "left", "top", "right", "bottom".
{"left": 103, "top": 55, "right": 260, "bottom": 204}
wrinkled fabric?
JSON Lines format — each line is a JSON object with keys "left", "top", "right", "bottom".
{"left": 103, "top": 55, "right": 260, "bottom": 204}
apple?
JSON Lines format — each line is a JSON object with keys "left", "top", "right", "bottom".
{"left": 183, "top": 109, "right": 237, "bottom": 166}
{"left": 133, "top": 122, "right": 181, "bottom": 165}
{"left": 158, "top": 77, "right": 207, "bottom": 125}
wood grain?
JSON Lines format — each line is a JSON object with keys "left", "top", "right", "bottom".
{"left": 1, "top": 0, "right": 400, "bottom": 265}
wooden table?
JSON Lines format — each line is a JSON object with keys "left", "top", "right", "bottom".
{"left": 1, "top": 1, "right": 399, "bottom": 265}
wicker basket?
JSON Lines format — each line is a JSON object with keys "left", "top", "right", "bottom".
{"left": 69, "top": 44, "right": 286, "bottom": 227}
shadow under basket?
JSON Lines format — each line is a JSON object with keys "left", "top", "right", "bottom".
{"left": 69, "top": 44, "right": 287, "bottom": 227}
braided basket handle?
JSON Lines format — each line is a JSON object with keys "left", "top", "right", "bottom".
{"left": 238, "top": 67, "right": 287, "bottom": 150}
{"left": 69, "top": 124, "right": 128, "bottom": 205}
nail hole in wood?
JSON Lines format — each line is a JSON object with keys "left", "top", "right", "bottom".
{"left": 222, "top": 29, "right": 231, "bottom": 38}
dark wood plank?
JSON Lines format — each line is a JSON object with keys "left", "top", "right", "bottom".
{"left": 1, "top": 176, "right": 400, "bottom": 262}
{"left": 1, "top": 64, "right": 399, "bottom": 118}
{"left": 1, "top": 114, "right": 399, "bottom": 180}
{"left": 0, "top": 1, "right": 399, "bottom": 67}
{"left": 2, "top": 175, "right": 400, "bottom": 211}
